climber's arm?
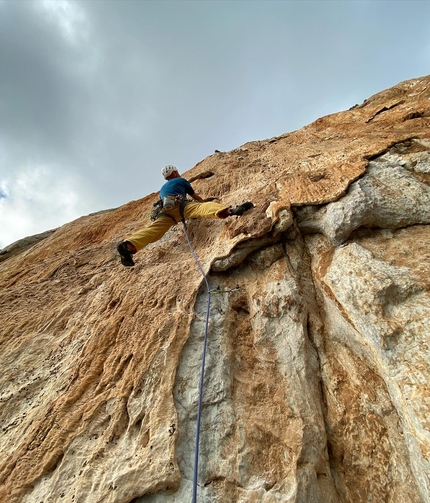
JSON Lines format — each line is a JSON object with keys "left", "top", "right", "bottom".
{"left": 191, "top": 193, "right": 204, "bottom": 203}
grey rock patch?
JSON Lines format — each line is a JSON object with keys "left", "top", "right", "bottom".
{"left": 297, "top": 146, "right": 430, "bottom": 245}
{"left": 0, "top": 229, "right": 57, "bottom": 263}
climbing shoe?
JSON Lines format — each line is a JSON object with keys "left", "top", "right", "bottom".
{"left": 229, "top": 201, "right": 254, "bottom": 216}
{"left": 117, "top": 241, "right": 135, "bottom": 267}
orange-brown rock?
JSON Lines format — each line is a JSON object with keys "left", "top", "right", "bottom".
{"left": 0, "top": 76, "right": 429, "bottom": 503}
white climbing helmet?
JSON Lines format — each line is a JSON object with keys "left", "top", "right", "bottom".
{"left": 162, "top": 165, "right": 178, "bottom": 179}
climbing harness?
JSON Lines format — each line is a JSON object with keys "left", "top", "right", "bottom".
{"left": 150, "top": 196, "right": 189, "bottom": 223}
{"left": 181, "top": 219, "right": 239, "bottom": 503}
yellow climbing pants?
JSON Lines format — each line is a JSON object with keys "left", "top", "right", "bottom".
{"left": 127, "top": 201, "right": 229, "bottom": 251}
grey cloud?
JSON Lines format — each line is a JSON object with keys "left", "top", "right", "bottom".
{"left": 1, "top": 0, "right": 430, "bottom": 247}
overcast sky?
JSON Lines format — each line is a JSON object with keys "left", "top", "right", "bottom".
{"left": 1, "top": 0, "right": 429, "bottom": 248}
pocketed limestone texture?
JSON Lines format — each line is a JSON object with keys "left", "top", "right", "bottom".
{"left": 0, "top": 76, "right": 429, "bottom": 503}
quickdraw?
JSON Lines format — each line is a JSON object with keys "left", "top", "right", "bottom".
{"left": 208, "top": 285, "right": 241, "bottom": 294}
{"left": 149, "top": 199, "right": 163, "bottom": 221}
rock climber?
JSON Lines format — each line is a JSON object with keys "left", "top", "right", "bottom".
{"left": 117, "top": 165, "right": 254, "bottom": 267}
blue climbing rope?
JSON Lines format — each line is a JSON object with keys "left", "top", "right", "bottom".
{"left": 181, "top": 220, "right": 211, "bottom": 503}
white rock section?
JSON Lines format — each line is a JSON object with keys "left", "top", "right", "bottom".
{"left": 321, "top": 242, "right": 430, "bottom": 501}
{"left": 297, "top": 139, "right": 430, "bottom": 245}
{"left": 139, "top": 248, "right": 340, "bottom": 503}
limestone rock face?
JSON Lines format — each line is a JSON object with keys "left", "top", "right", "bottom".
{"left": 1, "top": 76, "right": 429, "bottom": 503}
